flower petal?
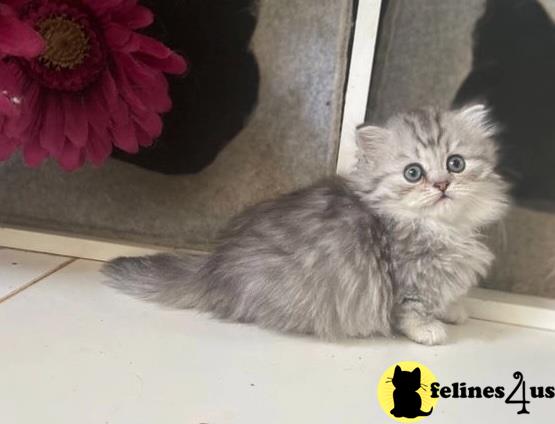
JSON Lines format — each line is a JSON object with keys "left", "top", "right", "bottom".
{"left": 0, "top": 133, "right": 18, "bottom": 160}
{"left": 106, "top": 25, "right": 187, "bottom": 75}
{"left": 134, "top": 125, "right": 153, "bottom": 147}
{"left": 0, "top": 61, "right": 24, "bottom": 117}
{"left": 133, "top": 109, "right": 162, "bottom": 139}
{"left": 22, "top": 139, "right": 48, "bottom": 167}
{"left": 2, "top": 1, "right": 31, "bottom": 10}
{"left": 63, "top": 95, "right": 89, "bottom": 147}
{"left": 40, "top": 95, "right": 65, "bottom": 155}
{"left": 58, "top": 139, "right": 85, "bottom": 171}
{"left": 85, "top": 87, "right": 110, "bottom": 135}
{"left": 132, "top": 33, "right": 188, "bottom": 74}
{"left": 4, "top": 80, "right": 40, "bottom": 139}
{"left": 0, "top": 93, "right": 18, "bottom": 117}
{"left": 104, "top": 23, "right": 137, "bottom": 51}
{"left": 84, "top": 0, "right": 127, "bottom": 16}
{"left": 86, "top": 127, "right": 112, "bottom": 165}
{"left": 111, "top": 100, "right": 138, "bottom": 153}
{"left": 111, "top": 55, "right": 147, "bottom": 112}
{"left": 114, "top": 53, "right": 171, "bottom": 113}
{"left": 116, "top": 4, "right": 153, "bottom": 29}
{"left": 0, "top": 14, "right": 44, "bottom": 59}
{"left": 100, "top": 71, "right": 119, "bottom": 112}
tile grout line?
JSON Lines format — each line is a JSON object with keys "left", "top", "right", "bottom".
{"left": 0, "top": 245, "right": 78, "bottom": 261}
{"left": 0, "top": 258, "right": 78, "bottom": 304}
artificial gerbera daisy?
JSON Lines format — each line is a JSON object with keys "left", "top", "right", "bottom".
{"left": 0, "top": 0, "right": 187, "bottom": 170}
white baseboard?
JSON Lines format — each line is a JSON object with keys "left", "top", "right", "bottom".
{"left": 464, "top": 287, "right": 555, "bottom": 332}
{"left": 0, "top": 226, "right": 179, "bottom": 261}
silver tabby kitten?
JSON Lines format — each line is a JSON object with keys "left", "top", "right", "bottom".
{"left": 103, "top": 105, "right": 509, "bottom": 345}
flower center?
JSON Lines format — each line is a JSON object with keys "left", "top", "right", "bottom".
{"left": 38, "top": 16, "right": 89, "bottom": 70}
{"left": 21, "top": 2, "right": 107, "bottom": 92}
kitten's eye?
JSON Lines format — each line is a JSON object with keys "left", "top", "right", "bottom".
{"left": 403, "top": 163, "right": 424, "bottom": 183}
{"left": 447, "top": 154, "right": 465, "bottom": 173}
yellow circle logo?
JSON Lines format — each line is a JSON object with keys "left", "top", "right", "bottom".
{"left": 377, "top": 361, "right": 439, "bottom": 422}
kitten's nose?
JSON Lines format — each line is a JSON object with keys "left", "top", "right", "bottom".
{"left": 433, "top": 181, "right": 450, "bottom": 192}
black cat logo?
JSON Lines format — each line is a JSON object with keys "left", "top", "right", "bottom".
{"left": 389, "top": 365, "right": 433, "bottom": 418}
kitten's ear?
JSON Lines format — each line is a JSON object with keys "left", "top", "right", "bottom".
{"left": 458, "top": 104, "right": 488, "bottom": 123}
{"left": 394, "top": 365, "right": 402, "bottom": 375}
{"left": 356, "top": 125, "right": 390, "bottom": 159}
{"left": 456, "top": 104, "right": 496, "bottom": 136}
{"left": 412, "top": 367, "right": 421, "bottom": 378}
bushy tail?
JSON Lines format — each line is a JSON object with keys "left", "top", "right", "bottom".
{"left": 102, "top": 253, "right": 207, "bottom": 308}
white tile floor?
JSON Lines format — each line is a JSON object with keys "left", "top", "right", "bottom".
{"left": 1, "top": 248, "right": 554, "bottom": 424}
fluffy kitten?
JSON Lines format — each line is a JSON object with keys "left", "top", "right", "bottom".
{"left": 103, "top": 105, "right": 509, "bottom": 345}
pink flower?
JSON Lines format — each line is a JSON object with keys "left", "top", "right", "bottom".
{"left": 0, "top": 0, "right": 187, "bottom": 170}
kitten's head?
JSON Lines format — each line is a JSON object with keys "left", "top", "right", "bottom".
{"left": 352, "top": 105, "right": 510, "bottom": 229}
{"left": 391, "top": 365, "right": 421, "bottom": 391}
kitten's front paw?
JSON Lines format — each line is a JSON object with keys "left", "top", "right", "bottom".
{"left": 437, "top": 303, "right": 468, "bottom": 325}
{"left": 400, "top": 320, "right": 447, "bottom": 346}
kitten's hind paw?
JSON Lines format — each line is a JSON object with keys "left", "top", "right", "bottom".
{"left": 400, "top": 319, "right": 447, "bottom": 346}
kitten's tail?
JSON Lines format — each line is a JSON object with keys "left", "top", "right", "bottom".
{"left": 101, "top": 253, "right": 208, "bottom": 308}
{"left": 419, "top": 407, "right": 433, "bottom": 417}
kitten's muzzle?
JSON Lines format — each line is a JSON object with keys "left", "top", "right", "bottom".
{"left": 433, "top": 181, "right": 450, "bottom": 192}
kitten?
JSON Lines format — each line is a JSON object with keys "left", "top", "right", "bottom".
{"left": 102, "top": 105, "right": 510, "bottom": 345}
{"left": 389, "top": 366, "right": 432, "bottom": 418}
